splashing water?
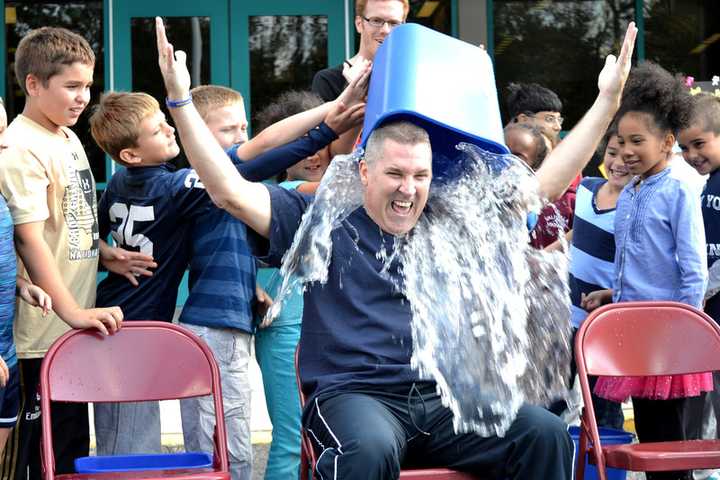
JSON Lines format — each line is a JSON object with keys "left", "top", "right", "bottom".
{"left": 264, "top": 150, "right": 364, "bottom": 323}
{"left": 264, "top": 143, "right": 573, "bottom": 436}
{"left": 399, "top": 144, "right": 572, "bottom": 435}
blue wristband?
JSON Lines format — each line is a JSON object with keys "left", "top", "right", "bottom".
{"left": 165, "top": 94, "right": 193, "bottom": 108}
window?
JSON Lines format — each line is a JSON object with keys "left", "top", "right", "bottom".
{"left": 248, "top": 15, "right": 328, "bottom": 124}
{"left": 408, "top": 0, "right": 453, "bottom": 34}
{"left": 643, "top": 0, "right": 720, "bottom": 82}
{"left": 131, "top": 17, "right": 211, "bottom": 101}
{"left": 492, "top": 1, "right": 635, "bottom": 129}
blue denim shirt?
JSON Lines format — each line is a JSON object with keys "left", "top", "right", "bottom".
{"left": 613, "top": 165, "right": 707, "bottom": 308}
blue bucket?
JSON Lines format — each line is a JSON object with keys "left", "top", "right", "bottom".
{"left": 569, "top": 426, "right": 634, "bottom": 480}
{"left": 360, "top": 23, "right": 509, "bottom": 182}
{"left": 74, "top": 452, "right": 213, "bottom": 473}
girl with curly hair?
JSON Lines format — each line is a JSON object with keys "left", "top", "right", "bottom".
{"left": 585, "top": 62, "right": 711, "bottom": 480}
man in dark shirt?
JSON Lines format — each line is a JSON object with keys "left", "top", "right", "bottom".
{"left": 312, "top": 0, "right": 408, "bottom": 101}
{"left": 157, "top": 16, "right": 637, "bottom": 480}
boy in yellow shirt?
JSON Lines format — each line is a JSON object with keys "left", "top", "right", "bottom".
{"left": 0, "top": 27, "right": 133, "bottom": 478}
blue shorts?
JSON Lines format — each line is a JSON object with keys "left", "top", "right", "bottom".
{"left": 0, "top": 363, "right": 19, "bottom": 428}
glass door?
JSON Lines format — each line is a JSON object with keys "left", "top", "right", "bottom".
{"left": 111, "top": 0, "right": 230, "bottom": 94}
{"left": 229, "top": 0, "right": 346, "bottom": 126}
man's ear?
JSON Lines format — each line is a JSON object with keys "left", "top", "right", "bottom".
{"left": 119, "top": 148, "right": 142, "bottom": 165}
{"left": 354, "top": 15, "right": 363, "bottom": 34}
{"left": 359, "top": 159, "right": 369, "bottom": 186}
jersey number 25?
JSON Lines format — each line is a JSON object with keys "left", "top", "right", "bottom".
{"left": 109, "top": 204, "right": 155, "bottom": 256}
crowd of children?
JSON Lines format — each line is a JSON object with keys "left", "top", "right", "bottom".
{"left": 503, "top": 63, "right": 720, "bottom": 480}
{"left": 0, "top": 5, "right": 717, "bottom": 480}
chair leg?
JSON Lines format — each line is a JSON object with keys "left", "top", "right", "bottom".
{"left": 299, "top": 453, "right": 308, "bottom": 480}
{"left": 300, "top": 440, "right": 310, "bottom": 480}
{"left": 596, "top": 456, "right": 608, "bottom": 480}
{"left": 576, "top": 426, "right": 587, "bottom": 480}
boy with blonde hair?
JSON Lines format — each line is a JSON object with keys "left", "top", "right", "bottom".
{"left": 91, "top": 91, "right": 217, "bottom": 455}
{"left": 0, "top": 27, "right": 125, "bottom": 479}
{"left": 190, "top": 85, "right": 248, "bottom": 150}
{"left": 178, "top": 83, "right": 364, "bottom": 480}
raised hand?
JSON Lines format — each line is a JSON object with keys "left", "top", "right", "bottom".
{"left": 342, "top": 56, "right": 370, "bottom": 84}
{"left": 597, "top": 22, "right": 638, "bottom": 104}
{"left": 324, "top": 101, "right": 366, "bottom": 136}
{"left": 336, "top": 58, "right": 371, "bottom": 109}
{"left": 155, "top": 16, "right": 191, "bottom": 100}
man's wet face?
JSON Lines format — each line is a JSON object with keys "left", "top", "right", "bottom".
{"left": 360, "top": 138, "right": 432, "bottom": 236}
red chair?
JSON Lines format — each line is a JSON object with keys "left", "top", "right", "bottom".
{"left": 575, "top": 301, "right": 720, "bottom": 480}
{"left": 40, "top": 321, "right": 229, "bottom": 480}
{"left": 294, "top": 348, "right": 479, "bottom": 480}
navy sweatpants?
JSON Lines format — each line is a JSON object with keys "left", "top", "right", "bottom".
{"left": 304, "top": 383, "right": 573, "bottom": 479}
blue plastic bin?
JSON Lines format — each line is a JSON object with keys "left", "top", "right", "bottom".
{"left": 360, "top": 23, "right": 509, "bottom": 182}
{"left": 74, "top": 452, "right": 213, "bottom": 473}
{"left": 569, "top": 426, "right": 634, "bottom": 480}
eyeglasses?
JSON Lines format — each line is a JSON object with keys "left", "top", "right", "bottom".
{"left": 525, "top": 112, "right": 564, "bottom": 127}
{"left": 361, "top": 15, "right": 403, "bottom": 29}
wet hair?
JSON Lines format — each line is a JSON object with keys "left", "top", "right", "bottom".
{"left": 364, "top": 120, "right": 430, "bottom": 166}
{"left": 686, "top": 93, "right": 720, "bottom": 135}
{"left": 356, "top": 0, "right": 409, "bottom": 20}
{"left": 255, "top": 90, "right": 323, "bottom": 133}
{"left": 14, "top": 27, "right": 95, "bottom": 96}
{"left": 503, "top": 122, "right": 548, "bottom": 169}
{"left": 190, "top": 85, "right": 244, "bottom": 121}
{"left": 505, "top": 82, "right": 563, "bottom": 120}
{"left": 616, "top": 61, "right": 692, "bottom": 136}
{"left": 90, "top": 91, "right": 160, "bottom": 165}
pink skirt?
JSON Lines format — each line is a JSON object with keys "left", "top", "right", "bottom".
{"left": 594, "top": 373, "right": 713, "bottom": 403}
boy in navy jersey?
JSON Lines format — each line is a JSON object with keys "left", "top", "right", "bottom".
{"left": 678, "top": 93, "right": 720, "bottom": 446}
{"left": 88, "top": 84, "right": 366, "bottom": 459}
{"left": 90, "top": 92, "right": 205, "bottom": 456}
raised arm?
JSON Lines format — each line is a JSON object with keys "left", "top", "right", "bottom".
{"left": 238, "top": 105, "right": 332, "bottom": 161}
{"left": 236, "top": 101, "right": 365, "bottom": 181}
{"left": 535, "top": 23, "right": 637, "bottom": 201}
{"left": 234, "top": 60, "right": 369, "bottom": 161}
{"left": 156, "top": 17, "right": 271, "bottom": 237}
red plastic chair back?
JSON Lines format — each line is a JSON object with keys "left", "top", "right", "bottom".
{"left": 294, "top": 347, "right": 480, "bottom": 479}
{"left": 575, "top": 301, "right": 720, "bottom": 480}
{"left": 40, "top": 321, "right": 229, "bottom": 480}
